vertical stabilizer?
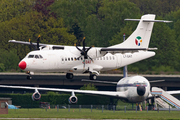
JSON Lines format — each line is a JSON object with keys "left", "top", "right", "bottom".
{"left": 110, "top": 14, "right": 156, "bottom": 48}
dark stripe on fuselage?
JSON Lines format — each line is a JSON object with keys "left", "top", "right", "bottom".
{"left": 117, "top": 84, "right": 147, "bottom": 87}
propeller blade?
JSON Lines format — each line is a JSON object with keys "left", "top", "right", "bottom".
{"left": 82, "top": 37, "right": 86, "bottom": 51}
{"left": 37, "top": 35, "right": 40, "bottom": 50}
{"left": 87, "top": 55, "right": 94, "bottom": 63}
{"left": 29, "top": 38, "right": 36, "bottom": 50}
{"left": 76, "top": 45, "right": 82, "bottom": 52}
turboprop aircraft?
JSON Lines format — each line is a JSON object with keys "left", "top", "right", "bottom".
{"left": 9, "top": 14, "right": 171, "bottom": 80}
{"left": 0, "top": 75, "right": 180, "bottom": 107}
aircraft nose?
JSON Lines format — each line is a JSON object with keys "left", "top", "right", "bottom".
{"left": 18, "top": 61, "right": 27, "bottom": 70}
{"left": 137, "top": 86, "right": 146, "bottom": 96}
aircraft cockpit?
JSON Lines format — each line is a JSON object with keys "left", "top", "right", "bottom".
{"left": 27, "top": 55, "right": 43, "bottom": 59}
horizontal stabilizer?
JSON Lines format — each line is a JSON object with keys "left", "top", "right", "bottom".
{"left": 125, "top": 19, "right": 172, "bottom": 23}
{"left": 82, "top": 79, "right": 117, "bottom": 84}
{"left": 149, "top": 80, "right": 165, "bottom": 83}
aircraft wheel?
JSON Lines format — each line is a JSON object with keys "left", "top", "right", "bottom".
{"left": 89, "top": 74, "right": 97, "bottom": 80}
{"left": 27, "top": 76, "right": 32, "bottom": 80}
{"left": 66, "top": 73, "right": 74, "bottom": 79}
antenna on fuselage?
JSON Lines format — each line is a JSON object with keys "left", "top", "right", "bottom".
{"left": 123, "top": 33, "right": 128, "bottom": 78}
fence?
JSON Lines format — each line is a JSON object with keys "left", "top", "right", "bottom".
{"left": 10, "top": 104, "right": 180, "bottom": 113}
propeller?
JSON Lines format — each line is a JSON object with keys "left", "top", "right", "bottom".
{"left": 29, "top": 35, "right": 41, "bottom": 51}
{"left": 76, "top": 37, "right": 94, "bottom": 68}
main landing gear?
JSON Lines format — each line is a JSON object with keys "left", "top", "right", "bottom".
{"left": 66, "top": 73, "right": 97, "bottom": 80}
{"left": 89, "top": 74, "right": 97, "bottom": 80}
{"left": 66, "top": 73, "right": 74, "bottom": 79}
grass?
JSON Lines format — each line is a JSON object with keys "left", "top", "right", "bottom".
{"left": 0, "top": 108, "right": 179, "bottom": 119}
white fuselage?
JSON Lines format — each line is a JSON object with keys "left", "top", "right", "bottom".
{"left": 116, "top": 76, "right": 150, "bottom": 103}
{"left": 20, "top": 46, "right": 155, "bottom": 74}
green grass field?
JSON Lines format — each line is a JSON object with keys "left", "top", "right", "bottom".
{"left": 0, "top": 108, "right": 179, "bottom": 119}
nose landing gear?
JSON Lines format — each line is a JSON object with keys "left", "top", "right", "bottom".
{"left": 26, "top": 71, "right": 34, "bottom": 80}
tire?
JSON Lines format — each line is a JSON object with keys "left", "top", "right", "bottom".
{"left": 27, "top": 76, "right": 32, "bottom": 80}
{"left": 89, "top": 74, "right": 97, "bottom": 80}
{"left": 66, "top": 73, "right": 74, "bottom": 79}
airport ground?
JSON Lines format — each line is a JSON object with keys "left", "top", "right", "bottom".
{"left": 0, "top": 108, "right": 179, "bottom": 120}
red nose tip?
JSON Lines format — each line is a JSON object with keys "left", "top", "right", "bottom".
{"left": 19, "top": 61, "right": 26, "bottom": 70}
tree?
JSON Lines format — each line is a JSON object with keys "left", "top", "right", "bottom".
{"left": 80, "top": 83, "right": 97, "bottom": 90}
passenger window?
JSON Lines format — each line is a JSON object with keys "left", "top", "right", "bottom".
{"left": 103, "top": 57, "right": 105, "bottom": 60}
{"left": 62, "top": 58, "right": 64, "bottom": 61}
{"left": 113, "top": 56, "right": 115, "bottom": 60}
{"left": 109, "top": 56, "right": 111, "bottom": 60}
{"left": 28, "top": 55, "right": 34, "bottom": 58}
{"left": 71, "top": 57, "right": 73, "bottom": 61}
{"left": 68, "top": 58, "right": 70, "bottom": 61}
{"left": 65, "top": 58, "right": 67, "bottom": 61}
{"left": 100, "top": 57, "right": 102, "bottom": 60}
{"left": 106, "top": 56, "right": 108, "bottom": 60}
{"left": 81, "top": 57, "right": 83, "bottom": 60}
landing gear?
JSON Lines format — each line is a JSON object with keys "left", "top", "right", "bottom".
{"left": 27, "top": 75, "right": 32, "bottom": 80}
{"left": 66, "top": 73, "right": 74, "bottom": 79}
{"left": 26, "top": 71, "right": 33, "bottom": 80}
{"left": 89, "top": 74, "right": 97, "bottom": 80}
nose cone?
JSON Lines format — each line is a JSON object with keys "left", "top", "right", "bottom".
{"left": 18, "top": 61, "right": 26, "bottom": 70}
{"left": 137, "top": 86, "right": 146, "bottom": 96}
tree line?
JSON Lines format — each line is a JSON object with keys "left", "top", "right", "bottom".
{"left": 0, "top": 0, "right": 180, "bottom": 73}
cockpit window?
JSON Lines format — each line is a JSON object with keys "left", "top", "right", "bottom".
{"left": 28, "top": 55, "right": 34, "bottom": 58}
{"left": 39, "top": 55, "right": 43, "bottom": 58}
{"left": 35, "top": 55, "right": 39, "bottom": 59}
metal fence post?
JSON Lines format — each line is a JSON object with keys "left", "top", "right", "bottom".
{"left": 79, "top": 105, "right": 81, "bottom": 112}
{"left": 113, "top": 105, "right": 115, "bottom": 113}
{"left": 147, "top": 106, "right": 148, "bottom": 113}
{"left": 68, "top": 105, "right": 70, "bottom": 112}
{"left": 57, "top": 105, "right": 59, "bottom": 112}
{"left": 102, "top": 105, "right": 104, "bottom": 113}
{"left": 169, "top": 105, "right": 170, "bottom": 113}
{"left": 91, "top": 105, "right": 93, "bottom": 112}
{"left": 136, "top": 106, "right": 137, "bottom": 113}
{"left": 124, "top": 106, "right": 126, "bottom": 113}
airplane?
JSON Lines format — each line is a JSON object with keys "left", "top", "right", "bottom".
{"left": 9, "top": 14, "right": 172, "bottom": 80}
{"left": 0, "top": 75, "right": 180, "bottom": 108}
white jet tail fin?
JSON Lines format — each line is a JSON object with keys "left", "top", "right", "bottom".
{"left": 110, "top": 14, "right": 172, "bottom": 49}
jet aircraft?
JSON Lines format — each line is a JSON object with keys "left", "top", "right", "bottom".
{"left": 9, "top": 14, "right": 171, "bottom": 80}
{"left": 0, "top": 75, "right": 180, "bottom": 108}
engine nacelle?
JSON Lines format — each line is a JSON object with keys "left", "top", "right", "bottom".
{"left": 88, "top": 48, "right": 107, "bottom": 59}
{"left": 68, "top": 95, "right": 78, "bottom": 104}
{"left": 32, "top": 91, "right": 41, "bottom": 101}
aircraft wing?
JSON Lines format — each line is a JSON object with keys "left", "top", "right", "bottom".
{"left": 9, "top": 40, "right": 64, "bottom": 49}
{"left": 0, "top": 85, "right": 127, "bottom": 99}
{"left": 100, "top": 48, "right": 157, "bottom": 54}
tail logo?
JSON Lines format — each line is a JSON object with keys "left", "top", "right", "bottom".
{"left": 135, "top": 36, "right": 142, "bottom": 46}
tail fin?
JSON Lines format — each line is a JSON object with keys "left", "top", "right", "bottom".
{"left": 110, "top": 14, "right": 171, "bottom": 48}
